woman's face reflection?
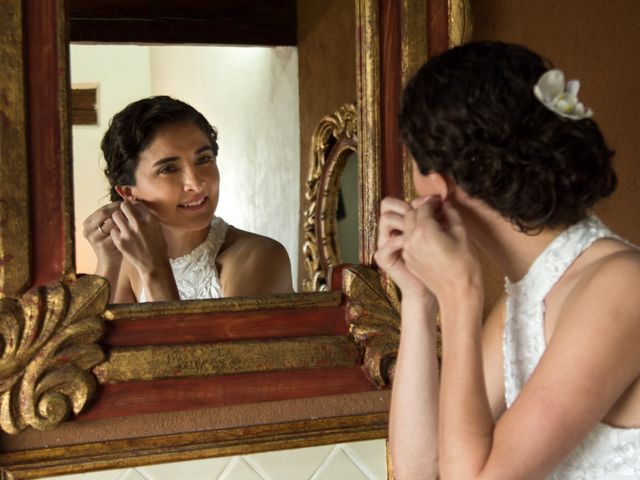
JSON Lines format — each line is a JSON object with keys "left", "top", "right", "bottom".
{"left": 119, "top": 121, "right": 220, "bottom": 234}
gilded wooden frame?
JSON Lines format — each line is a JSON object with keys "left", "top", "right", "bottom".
{"left": 0, "top": 0, "right": 469, "bottom": 477}
{"left": 302, "top": 103, "right": 358, "bottom": 292}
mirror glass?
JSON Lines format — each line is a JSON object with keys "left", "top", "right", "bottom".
{"left": 336, "top": 151, "right": 359, "bottom": 264}
{"left": 70, "top": 44, "right": 301, "bottom": 292}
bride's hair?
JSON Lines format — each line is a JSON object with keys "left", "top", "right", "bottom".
{"left": 399, "top": 41, "right": 616, "bottom": 233}
{"left": 102, "top": 96, "right": 219, "bottom": 201}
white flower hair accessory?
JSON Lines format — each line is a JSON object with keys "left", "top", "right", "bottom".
{"left": 533, "top": 69, "right": 593, "bottom": 120}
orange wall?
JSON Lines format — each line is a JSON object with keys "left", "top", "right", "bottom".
{"left": 470, "top": 0, "right": 640, "bottom": 310}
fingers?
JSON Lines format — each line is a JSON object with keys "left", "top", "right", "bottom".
{"left": 410, "top": 195, "right": 439, "bottom": 210}
{"left": 442, "top": 201, "right": 465, "bottom": 236}
{"left": 98, "top": 217, "right": 116, "bottom": 236}
{"left": 374, "top": 234, "right": 408, "bottom": 274}
{"left": 378, "top": 197, "right": 412, "bottom": 248}
{"left": 380, "top": 197, "right": 412, "bottom": 215}
{"left": 119, "top": 201, "right": 141, "bottom": 230}
{"left": 378, "top": 212, "right": 406, "bottom": 244}
{"left": 82, "top": 201, "right": 122, "bottom": 239}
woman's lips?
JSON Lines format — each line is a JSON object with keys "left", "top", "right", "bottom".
{"left": 178, "top": 196, "right": 208, "bottom": 210}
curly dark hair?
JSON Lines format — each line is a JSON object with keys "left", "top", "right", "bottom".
{"left": 102, "top": 96, "right": 219, "bottom": 201}
{"left": 399, "top": 41, "right": 616, "bottom": 232}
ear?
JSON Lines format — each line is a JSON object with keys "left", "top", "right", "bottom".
{"left": 413, "top": 170, "right": 455, "bottom": 200}
{"left": 114, "top": 185, "right": 136, "bottom": 201}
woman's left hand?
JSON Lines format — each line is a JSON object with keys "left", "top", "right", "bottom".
{"left": 402, "top": 197, "right": 483, "bottom": 304}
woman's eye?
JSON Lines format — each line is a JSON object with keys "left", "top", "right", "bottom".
{"left": 196, "top": 155, "right": 213, "bottom": 165}
{"left": 159, "top": 165, "right": 178, "bottom": 174}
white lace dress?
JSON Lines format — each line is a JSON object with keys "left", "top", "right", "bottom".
{"left": 504, "top": 216, "right": 640, "bottom": 479}
{"left": 139, "top": 216, "right": 229, "bottom": 302}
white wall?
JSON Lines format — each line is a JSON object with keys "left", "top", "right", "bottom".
{"left": 71, "top": 44, "right": 153, "bottom": 275}
{"left": 71, "top": 45, "right": 300, "bottom": 286}
{"left": 149, "top": 46, "right": 300, "bottom": 286}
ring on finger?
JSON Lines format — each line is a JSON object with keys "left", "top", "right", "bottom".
{"left": 97, "top": 222, "right": 107, "bottom": 236}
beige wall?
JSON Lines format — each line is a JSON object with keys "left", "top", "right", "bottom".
{"left": 470, "top": 0, "right": 640, "bottom": 311}
{"left": 297, "top": 0, "right": 357, "bottom": 287}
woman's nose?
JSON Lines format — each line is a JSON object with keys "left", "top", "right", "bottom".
{"left": 183, "top": 166, "right": 204, "bottom": 191}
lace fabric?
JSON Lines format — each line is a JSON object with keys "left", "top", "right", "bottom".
{"left": 503, "top": 216, "right": 640, "bottom": 478}
{"left": 139, "top": 216, "right": 229, "bottom": 302}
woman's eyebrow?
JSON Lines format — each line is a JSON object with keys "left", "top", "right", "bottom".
{"left": 152, "top": 146, "right": 212, "bottom": 167}
{"left": 152, "top": 156, "right": 178, "bottom": 167}
{"left": 194, "top": 145, "right": 213, "bottom": 155}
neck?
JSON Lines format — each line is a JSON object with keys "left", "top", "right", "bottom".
{"left": 163, "top": 224, "right": 211, "bottom": 258}
{"left": 460, "top": 202, "right": 564, "bottom": 283}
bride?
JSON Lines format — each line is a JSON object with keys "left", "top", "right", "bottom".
{"left": 82, "top": 96, "right": 293, "bottom": 303}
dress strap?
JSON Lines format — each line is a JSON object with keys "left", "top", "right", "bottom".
{"left": 505, "top": 216, "right": 620, "bottom": 302}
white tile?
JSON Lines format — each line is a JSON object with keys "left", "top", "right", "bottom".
{"left": 42, "top": 469, "right": 127, "bottom": 480}
{"left": 311, "top": 447, "right": 369, "bottom": 480}
{"left": 136, "top": 457, "right": 231, "bottom": 480}
{"left": 342, "top": 440, "right": 388, "bottom": 480}
{"left": 217, "top": 457, "right": 264, "bottom": 480}
{"left": 118, "top": 470, "right": 149, "bottom": 480}
{"left": 248, "top": 443, "right": 334, "bottom": 480}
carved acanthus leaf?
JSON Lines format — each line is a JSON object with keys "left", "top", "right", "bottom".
{"left": 0, "top": 275, "right": 108, "bottom": 434}
{"left": 343, "top": 265, "right": 400, "bottom": 387}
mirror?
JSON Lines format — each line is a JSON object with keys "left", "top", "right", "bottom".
{"left": 301, "top": 104, "right": 358, "bottom": 292}
{"left": 0, "top": 0, "right": 461, "bottom": 477}
{"left": 70, "top": 43, "right": 302, "bottom": 290}
{"left": 337, "top": 151, "right": 360, "bottom": 265}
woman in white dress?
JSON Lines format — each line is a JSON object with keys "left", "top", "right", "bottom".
{"left": 83, "top": 96, "right": 293, "bottom": 303}
{"left": 377, "top": 42, "right": 640, "bottom": 478}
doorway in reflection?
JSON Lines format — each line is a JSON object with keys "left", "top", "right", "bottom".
{"left": 70, "top": 44, "right": 300, "bottom": 287}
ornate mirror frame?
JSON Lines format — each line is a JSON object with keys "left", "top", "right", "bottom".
{"left": 0, "top": 0, "right": 469, "bottom": 477}
{"left": 302, "top": 103, "right": 358, "bottom": 292}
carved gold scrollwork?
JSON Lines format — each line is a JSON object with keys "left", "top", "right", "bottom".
{"left": 302, "top": 103, "right": 358, "bottom": 292}
{"left": 0, "top": 275, "right": 107, "bottom": 434}
{"left": 342, "top": 265, "right": 400, "bottom": 388}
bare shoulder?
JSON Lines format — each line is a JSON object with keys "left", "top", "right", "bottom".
{"left": 568, "top": 242, "right": 640, "bottom": 314}
{"left": 218, "top": 227, "right": 293, "bottom": 296}
{"left": 220, "top": 227, "right": 291, "bottom": 267}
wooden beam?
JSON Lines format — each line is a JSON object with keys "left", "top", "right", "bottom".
{"left": 68, "top": 0, "right": 297, "bottom": 46}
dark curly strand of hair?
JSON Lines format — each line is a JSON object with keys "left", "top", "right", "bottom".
{"left": 102, "top": 96, "right": 219, "bottom": 201}
{"left": 399, "top": 41, "right": 616, "bottom": 232}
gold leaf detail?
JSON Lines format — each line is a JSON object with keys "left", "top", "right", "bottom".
{"left": 343, "top": 265, "right": 400, "bottom": 387}
{"left": 0, "top": 275, "right": 108, "bottom": 433}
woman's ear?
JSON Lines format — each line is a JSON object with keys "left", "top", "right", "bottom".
{"left": 413, "top": 170, "right": 455, "bottom": 200}
{"left": 114, "top": 185, "right": 136, "bottom": 201}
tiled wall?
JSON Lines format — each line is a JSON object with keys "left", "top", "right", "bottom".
{"left": 44, "top": 439, "right": 387, "bottom": 480}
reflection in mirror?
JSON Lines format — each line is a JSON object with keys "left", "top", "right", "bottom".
{"left": 337, "top": 151, "right": 359, "bottom": 264}
{"left": 70, "top": 44, "right": 300, "bottom": 301}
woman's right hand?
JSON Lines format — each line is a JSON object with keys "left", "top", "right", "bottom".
{"left": 82, "top": 201, "right": 124, "bottom": 272}
{"left": 109, "top": 200, "right": 170, "bottom": 277}
{"left": 374, "top": 197, "right": 434, "bottom": 301}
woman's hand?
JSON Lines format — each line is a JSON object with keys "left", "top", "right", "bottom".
{"left": 109, "top": 201, "right": 169, "bottom": 276}
{"left": 83, "top": 201, "right": 124, "bottom": 274}
{"left": 402, "top": 197, "right": 483, "bottom": 304}
{"left": 374, "top": 197, "right": 434, "bottom": 301}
